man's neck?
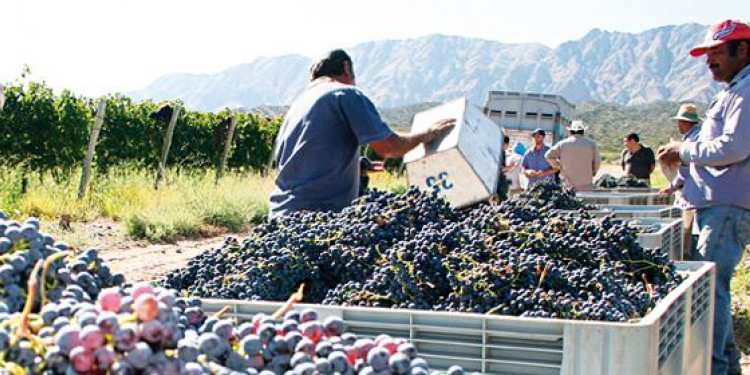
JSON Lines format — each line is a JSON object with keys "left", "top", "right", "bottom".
{"left": 534, "top": 144, "right": 544, "bottom": 151}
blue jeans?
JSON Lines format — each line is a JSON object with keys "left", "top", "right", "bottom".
{"left": 693, "top": 205, "right": 750, "bottom": 375}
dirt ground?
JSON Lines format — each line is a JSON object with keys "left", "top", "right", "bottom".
{"left": 97, "top": 235, "right": 247, "bottom": 283}
{"left": 47, "top": 219, "right": 251, "bottom": 283}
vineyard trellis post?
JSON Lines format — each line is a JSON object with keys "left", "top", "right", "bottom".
{"left": 155, "top": 104, "right": 181, "bottom": 189}
{"left": 78, "top": 98, "right": 108, "bottom": 199}
{"left": 215, "top": 115, "right": 237, "bottom": 184}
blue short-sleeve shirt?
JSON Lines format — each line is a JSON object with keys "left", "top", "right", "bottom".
{"left": 522, "top": 145, "right": 555, "bottom": 186}
{"left": 269, "top": 79, "right": 393, "bottom": 218}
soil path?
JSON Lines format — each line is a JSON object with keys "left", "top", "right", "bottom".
{"left": 47, "top": 219, "right": 251, "bottom": 283}
{"left": 97, "top": 234, "right": 249, "bottom": 283}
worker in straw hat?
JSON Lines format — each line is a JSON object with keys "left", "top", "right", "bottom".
{"left": 657, "top": 19, "right": 750, "bottom": 375}
{"left": 659, "top": 103, "right": 701, "bottom": 261}
{"left": 544, "top": 120, "right": 601, "bottom": 191}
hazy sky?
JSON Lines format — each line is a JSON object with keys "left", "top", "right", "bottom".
{"left": 1, "top": 0, "right": 747, "bottom": 96}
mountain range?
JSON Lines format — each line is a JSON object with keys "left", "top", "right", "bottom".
{"left": 130, "top": 23, "right": 719, "bottom": 111}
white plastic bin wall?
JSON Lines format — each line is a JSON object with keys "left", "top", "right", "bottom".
{"left": 649, "top": 193, "right": 675, "bottom": 206}
{"left": 576, "top": 192, "right": 675, "bottom": 206}
{"left": 629, "top": 218, "right": 684, "bottom": 261}
{"left": 576, "top": 192, "right": 649, "bottom": 205}
{"left": 594, "top": 188, "right": 655, "bottom": 193}
{"left": 601, "top": 205, "right": 682, "bottom": 219}
{"left": 201, "top": 262, "right": 714, "bottom": 375}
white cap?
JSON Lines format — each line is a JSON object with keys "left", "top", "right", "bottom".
{"left": 570, "top": 120, "right": 585, "bottom": 132}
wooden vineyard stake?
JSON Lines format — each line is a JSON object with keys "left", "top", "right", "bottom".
{"left": 78, "top": 98, "right": 108, "bottom": 199}
{"left": 155, "top": 104, "right": 181, "bottom": 189}
{"left": 215, "top": 116, "right": 237, "bottom": 184}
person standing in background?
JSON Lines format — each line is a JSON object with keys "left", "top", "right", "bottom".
{"left": 521, "top": 129, "right": 557, "bottom": 187}
{"left": 620, "top": 133, "right": 656, "bottom": 185}
{"left": 659, "top": 103, "right": 701, "bottom": 260}
{"left": 502, "top": 136, "right": 524, "bottom": 196}
{"left": 545, "top": 121, "right": 600, "bottom": 191}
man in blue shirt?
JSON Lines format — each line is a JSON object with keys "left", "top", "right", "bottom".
{"left": 521, "top": 129, "right": 557, "bottom": 187}
{"left": 658, "top": 19, "right": 750, "bottom": 375}
{"left": 270, "top": 49, "right": 454, "bottom": 218}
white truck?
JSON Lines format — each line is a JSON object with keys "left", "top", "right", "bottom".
{"left": 483, "top": 90, "right": 575, "bottom": 145}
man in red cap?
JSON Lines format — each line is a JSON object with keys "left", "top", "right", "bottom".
{"left": 658, "top": 19, "right": 750, "bottom": 375}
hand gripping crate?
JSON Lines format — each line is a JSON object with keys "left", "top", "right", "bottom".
{"left": 403, "top": 98, "right": 503, "bottom": 208}
{"left": 201, "top": 262, "right": 714, "bottom": 375}
{"left": 627, "top": 218, "right": 684, "bottom": 261}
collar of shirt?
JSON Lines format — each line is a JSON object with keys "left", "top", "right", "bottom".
{"left": 531, "top": 144, "right": 549, "bottom": 153}
{"left": 728, "top": 63, "right": 750, "bottom": 88}
{"left": 683, "top": 125, "right": 701, "bottom": 141}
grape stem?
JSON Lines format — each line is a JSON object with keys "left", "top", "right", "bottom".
{"left": 40, "top": 251, "right": 71, "bottom": 306}
{"left": 272, "top": 283, "right": 305, "bottom": 320}
{"left": 16, "top": 259, "right": 44, "bottom": 339}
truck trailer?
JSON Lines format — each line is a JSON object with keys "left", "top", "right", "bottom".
{"left": 483, "top": 90, "right": 575, "bottom": 145}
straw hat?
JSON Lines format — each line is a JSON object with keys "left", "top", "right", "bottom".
{"left": 670, "top": 104, "right": 700, "bottom": 123}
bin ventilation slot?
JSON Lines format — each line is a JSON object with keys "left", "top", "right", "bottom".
{"left": 658, "top": 295, "right": 686, "bottom": 367}
{"left": 691, "top": 271, "right": 711, "bottom": 325}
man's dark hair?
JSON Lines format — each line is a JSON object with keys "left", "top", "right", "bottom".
{"left": 310, "top": 49, "right": 353, "bottom": 80}
{"left": 727, "top": 39, "right": 750, "bottom": 58}
{"left": 625, "top": 133, "right": 640, "bottom": 142}
{"left": 503, "top": 135, "right": 510, "bottom": 144}
{"left": 571, "top": 129, "right": 584, "bottom": 136}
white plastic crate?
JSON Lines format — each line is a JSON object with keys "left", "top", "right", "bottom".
{"left": 600, "top": 205, "right": 682, "bottom": 219}
{"left": 576, "top": 192, "right": 675, "bottom": 206}
{"left": 627, "top": 218, "right": 684, "bottom": 261}
{"left": 577, "top": 191, "right": 649, "bottom": 205}
{"left": 560, "top": 206, "right": 682, "bottom": 219}
{"left": 201, "top": 262, "right": 714, "bottom": 375}
{"left": 403, "top": 98, "right": 503, "bottom": 208}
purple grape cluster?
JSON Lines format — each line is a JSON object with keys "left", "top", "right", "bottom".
{"left": 0, "top": 211, "right": 124, "bottom": 314}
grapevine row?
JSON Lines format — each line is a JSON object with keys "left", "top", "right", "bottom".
{"left": 0, "top": 82, "right": 282, "bottom": 175}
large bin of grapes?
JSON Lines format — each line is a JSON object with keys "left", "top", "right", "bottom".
{"left": 201, "top": 262, "right": 714, "bottom": 375}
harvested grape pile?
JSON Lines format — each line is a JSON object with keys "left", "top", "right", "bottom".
{"left": 595, "top": 173, "right": 650, "bottom": 188}
{"left": 0, "top": 212, "right": 456, "bottom": 374}
{"left": 163, "top": 183, "right": 682, "bottom": 322}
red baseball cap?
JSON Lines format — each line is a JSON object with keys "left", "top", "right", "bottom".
{"left": 690, "top": 19, "right": 750, "bottom": 57}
